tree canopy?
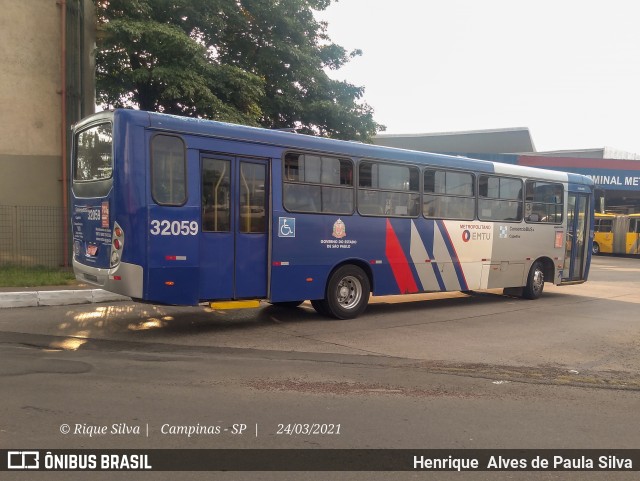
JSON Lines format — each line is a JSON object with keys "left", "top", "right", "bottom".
{"left": 95, "top": 0, "right": 385, "bottom": 141}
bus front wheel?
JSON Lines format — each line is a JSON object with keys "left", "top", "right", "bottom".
{"left": 522, "top": 261, "right": 544, "bottom": 300}
{"left": 592, "top": 242, "right": 600, "bottom": 255}
{"left": 318, "top": 265, "right": 370, "bottom": 319}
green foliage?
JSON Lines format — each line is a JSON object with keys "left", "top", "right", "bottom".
{"left": 0, "top": 265, "right": 76, "bottom": 288}
{"left": 95, "top": 0, "right": 385, "bottom": 141}
{"left": 96, "top": 0, "right": 264, "bottom": 124}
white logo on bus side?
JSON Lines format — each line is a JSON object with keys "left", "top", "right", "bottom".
{"left": 150, "top": 220, "right": 199, "bottom": 236}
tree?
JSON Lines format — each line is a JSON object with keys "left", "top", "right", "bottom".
{"left": 95, "top": 0, "right": 385, "bottom": 141}
{"left": 95, "top": 0, "right": 265, "bottom": 125}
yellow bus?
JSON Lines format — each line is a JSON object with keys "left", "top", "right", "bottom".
{"left": 593, "top": 213, "right": 640, "bottom": 255}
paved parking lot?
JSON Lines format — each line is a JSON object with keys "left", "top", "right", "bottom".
{"left": 3, "top": 256, "right": 640, "bottom": 380}
{"left": 1, "top": 255, "right": 639, "bottom": 480}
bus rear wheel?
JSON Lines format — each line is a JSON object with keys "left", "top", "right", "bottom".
{"left": 318, "top": 265, "right": 370, "bottom": 319}
{"left": 592, "top": 242, "right": 600, "bottom": 255}
{"left": 522, "top": 261, "right": 544, "bottom": 300}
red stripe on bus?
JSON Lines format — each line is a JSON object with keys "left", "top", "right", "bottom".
{"left": 385, "top": 219, "right": 418, "bottom": 294}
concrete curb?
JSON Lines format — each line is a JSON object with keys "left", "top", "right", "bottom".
{"left": 0, "top": 289, "right": 130, "bottom": 309}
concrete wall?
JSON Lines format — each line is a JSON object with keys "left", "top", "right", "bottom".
{"left": 0, "top": 1, "right": 95, "bottom": 266}
{"left": 0, "top": 0, "right": 62, "bottom": 207}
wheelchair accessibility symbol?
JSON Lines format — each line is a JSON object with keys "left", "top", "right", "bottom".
{"left": 279, "top": 217, "right": 295, "bottom": 237}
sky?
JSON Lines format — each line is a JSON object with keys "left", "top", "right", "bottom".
{"left": 316, "top": 0, "right": 640, "bottom": 154}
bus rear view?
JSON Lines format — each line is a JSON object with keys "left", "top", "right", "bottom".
{"left": 71, "top": 111, "right": 145, "bottom": 300}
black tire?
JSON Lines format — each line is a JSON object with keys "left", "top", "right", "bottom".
{"left": 592, "top": 242, "right": 600, "bottom": 255}
{"left": 270, "top": 301, "right": 304, "bottom": 308}
{"left": 310, "top": 299, "right": 329, "bottom": 316}
{"left": 522, "top": 261, "right": 544, "bottom": 300}
{"left": 320, "top": 265, "right": 370, "bottom": 319}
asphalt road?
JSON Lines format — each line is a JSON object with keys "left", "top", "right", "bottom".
{"left": 1, "top": 255, "right": 639, "bottom": 480}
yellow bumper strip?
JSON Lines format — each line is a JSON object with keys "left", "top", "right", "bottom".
{"left": 210, "top": 300, "right": 261, "bottom": 310}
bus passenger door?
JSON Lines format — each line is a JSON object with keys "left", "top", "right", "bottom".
{"left": 563, "top": 193, "right": 590, "bottom": 281}
{"left": 199, "top": 155, "right": 268, "bottom": 300}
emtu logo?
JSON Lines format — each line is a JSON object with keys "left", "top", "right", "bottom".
{"left": 7, "top": 451, "right": 39, "bottom": 470}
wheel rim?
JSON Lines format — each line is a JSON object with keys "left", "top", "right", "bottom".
{"left": 532, "top": 268, "right": 544, "bottom": 294}
{"left": 335, "top": 275, "right": 362, "bottom": 310}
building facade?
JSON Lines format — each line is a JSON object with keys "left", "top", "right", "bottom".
{"left": 375, "top": 131, "right": 640, "bottom": 214}
{"left": 0, "top": 0, "right": 94, "bottom": 267}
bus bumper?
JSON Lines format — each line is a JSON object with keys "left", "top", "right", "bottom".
{"left": 73, "top": 258, "right": 144, "bottom": 299}
{"left": 559, "top": 279, "right": 587, "bottom": 286}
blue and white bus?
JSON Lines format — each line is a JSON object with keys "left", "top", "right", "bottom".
{"left": 71, "top": 109, "right": 594, "bottom": 319}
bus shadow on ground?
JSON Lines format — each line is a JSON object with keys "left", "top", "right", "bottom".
{"left": 55, "top": 288, "right": 606, "bottom": 342}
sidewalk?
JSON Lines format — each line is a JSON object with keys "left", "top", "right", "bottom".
{"left": 0, "top": 283, "right": 130, "bottom": 309}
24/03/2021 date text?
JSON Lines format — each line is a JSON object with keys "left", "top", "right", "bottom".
{"left": 276, "top": 424, "right": 341, "bottom": 435}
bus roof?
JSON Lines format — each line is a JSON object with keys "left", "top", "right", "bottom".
{"left": 82, "top": 109, "right": 594, "bottom": 186}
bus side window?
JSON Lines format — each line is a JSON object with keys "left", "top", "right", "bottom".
{"left": 358, "top": 161, "right": 419, "bottom": 217}
{"left": 478, "top": 175, "right": 523, "bottom": 222}
{"left": 423, "top": 169, "right": 475, "bottom": 220}
{"left": 151, "top": 135, "right": 186, "bottom": 206}
{"left": 283, "top": 183, "right": 320, "bottom": 212}
{"left": 283, "top": 152, "right": 353, "bottom": 214}
{"left": 595, "top": 219, "right": 612, "bottom": 233}
{"left": 525, "top": 181, "right": 563, "bottom": 224}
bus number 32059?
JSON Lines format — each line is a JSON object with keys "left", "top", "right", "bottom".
{"left": 150, "top": 220, "right": 199, "bottom": 236}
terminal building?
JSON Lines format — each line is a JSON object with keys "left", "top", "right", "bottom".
{"left": 374, "top": 129, "right": 640, "bottom": 214}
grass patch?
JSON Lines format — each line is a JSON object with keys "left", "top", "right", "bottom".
{"left": 0, "top": 264, "right": 77, "bottom": 288}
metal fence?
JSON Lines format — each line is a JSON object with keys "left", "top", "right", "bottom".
{"left": 0, "top": 205, "right": 68, "bottom": 268}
